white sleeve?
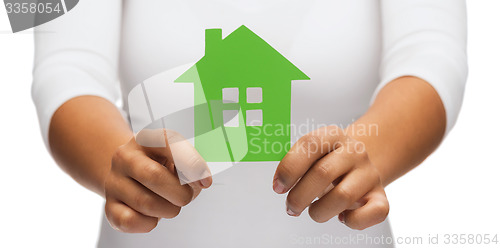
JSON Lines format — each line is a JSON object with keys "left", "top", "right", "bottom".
{"left": 31, "top": 0, "right": 122, "bottom": 149}
{"left": 375, "top": 0, "right": 468, "bottom": 136}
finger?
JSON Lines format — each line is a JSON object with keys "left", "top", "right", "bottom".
{"left": 105, "top": 198, "right": 159, "bottom": 233}
{"left": 346, "top": 199, "right": 366, "bottom": 210}
{"left": 318, "top": 176, "right": 344, "bottom": 198}
{"left": 135, "top": 128, "right": 174, "bottom": 168}
{"left": 274, "top": 126, "right": 344, "bottom": 193}
{"left": 119, "top": 151, "right": 195, "bottom": 207}
{"left": 166, "top": 130, "right": 212, "bottom": 187}
{"left": 285, "top": 149, "right": 352, "bottom": 216}
{"left": 107, "top": 174, "right": 181, "bottom": 219}
{"left": 318, "top": 183, "right": 335, "bottom": 199}
{"left": 319, "top": 182, "right": 365, "bottom": 210}
{"left": 136, "top": 129, "right": 212, "bottom": 188}
{"left": 341, "top": 187, "right": 389, "bottom": 230}
{"left": 308, "top": 166, "right": 379, "bottom": 223}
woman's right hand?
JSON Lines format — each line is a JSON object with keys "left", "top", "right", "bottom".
{"left": 104, "top": 129, "right": 212, "bottom": 233}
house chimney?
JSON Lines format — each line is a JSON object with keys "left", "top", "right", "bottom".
{"left": 205, "top": 29, "right": 222, "bottom": 56}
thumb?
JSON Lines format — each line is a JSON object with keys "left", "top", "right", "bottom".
{"left": 135, "top": 128, "right": 176, "bottom": 173}
{"left": 135, "top": 128, "right": 212, "bottom": 188}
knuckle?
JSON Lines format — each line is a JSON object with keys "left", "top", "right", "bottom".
{"left": 105, "top": 206, "right": 138, "bottom": 233}
{"left": 113, "top": 146, "right": 143, "bottom": 175}
{"left": 113, "top": 145, "right": 130, "bottom": 163}
{"left": 104, "top": 200, "right": 157, "bottom": 233}
{"left": 116, "top": 210, "right": 135, "bottom": 232}
{"left": 360, "top": 149, "right": 369, "bottom": 159}
{"left": 141, "top": 163, "right": 163, "bottom": 183}
{"left": 134, "top": 193, "right": 155, "bottom": 214}
{"left": 332, "top": 140, "right": 343, "bottom": 151}
{"left": 142, "top": 161, "right": 160, "bottom": 175}
{"left": 347, "top": 141, "right": 368, "bottom": 160}
{"left": 335, "top": 185, "right": 355, "bottom": 203}
{"left": 299, "top": 134, "right": 323, "bottom": 152}
{"left": 356, "top": 150, "right": 369, "bottom": 162}
{"left": 369, "top": 168, "right": 382, "bottom": 185}
{"left": 345, "top": 151, "right": 361, "bottom": 164}
{"left": 313, "top": 161, "right": 333, "bottom": 180}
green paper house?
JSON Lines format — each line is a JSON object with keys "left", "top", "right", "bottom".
{"left": 175, "top": 25, "right": 309, "bottom": 162}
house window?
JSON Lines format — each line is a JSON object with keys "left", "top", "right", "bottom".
{"left": 222, "top": 87, "right": 239, "bottom": 103}
{"left": 223, "top": 110, "right": 239, "bottom": 127}
{"left": 221, "top": 87, "right": 263, "bottom": 127}
{"left": 246, "top": 87, "right": 263, "bottom": 126}
{"left": 246, "top": 109, "right": 262, "bottom": 126}
{"left": 246, "top": 87, "right": 262, "bottom": 103}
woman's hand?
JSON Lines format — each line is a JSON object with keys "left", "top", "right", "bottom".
{"left": 273, "top": 126, "right": 389, "bottom": 230}
{"left": 104, "top": 129, "right": 212, "bottom": 233}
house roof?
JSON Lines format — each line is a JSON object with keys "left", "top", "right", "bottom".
{"left": 175, "top": 25, "right": 309, "bottom": 84}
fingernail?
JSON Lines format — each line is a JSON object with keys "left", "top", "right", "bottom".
{"left": 286, "top": 207, "right": 299, "bottom": 217}
{"left": 200, "top": 177, "right": 212, "bottom": 188}
{"left": 273, "top": 179, "right": 286, "bottom": 194}
{"left": 338, "top": 212, "right": 345, "bottom": 224}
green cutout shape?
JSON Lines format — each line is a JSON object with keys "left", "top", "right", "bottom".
{"left": 175, "top": 25, "right": 309, "bottom": 162}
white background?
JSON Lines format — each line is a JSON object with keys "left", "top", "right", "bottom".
{"left": 0, "top": 1, "right": 498, "bottom": 247}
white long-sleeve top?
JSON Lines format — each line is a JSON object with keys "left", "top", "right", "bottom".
{"left": 32, "top": 1, "right": 467, "bottom": 247}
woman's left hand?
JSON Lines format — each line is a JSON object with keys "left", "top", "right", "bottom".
{"left": 273, "top": 125, "right": 389, "bottom": 230}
